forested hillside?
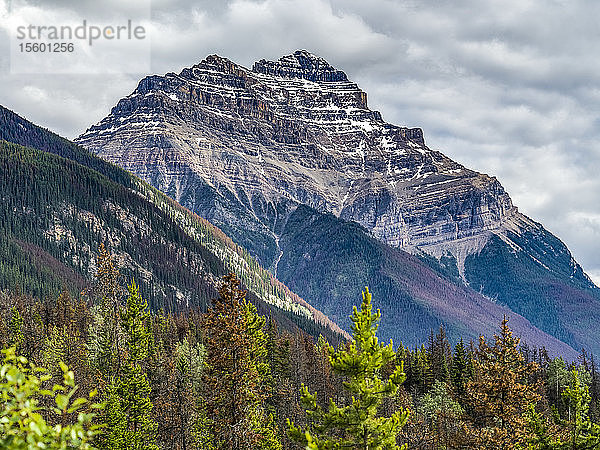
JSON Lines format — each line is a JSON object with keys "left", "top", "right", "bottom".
{"left": 274, "top": 204, "right": 578, "bottom": 357}
{"left": 0, "top": 137, "right": 345, "bottom": 344}
{"left": 1, "top": 253, "right": 600, "bottom": 449}
{"left": 2, "top": 105, "right": 600, "bottom": 449}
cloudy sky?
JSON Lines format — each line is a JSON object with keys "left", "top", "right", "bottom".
{"left": 2, "top": 0, "right": 600, "bottom": 282}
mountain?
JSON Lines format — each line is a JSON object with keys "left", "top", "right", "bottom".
{"left": 0, "top": 105, "right": 347, "bottom": 343}
{"left": 75, "top": 51, "right": 600, "bottom": 355}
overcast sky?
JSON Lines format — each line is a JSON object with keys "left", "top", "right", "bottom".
{"left": 2, "top": 0, "right": 600, "bottom": 283}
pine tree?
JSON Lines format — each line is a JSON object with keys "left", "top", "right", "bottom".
{"left": 288, "top": 287, "right": 409, "bottom": 449}
{"left": 467, "top": 316, "right": 540, "bottom": 448}
{"left": 99, "top": 281, "right": 158, "bottom": 450}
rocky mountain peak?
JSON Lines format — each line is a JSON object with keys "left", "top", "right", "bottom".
{"left": 253, "top": 50, "right": 349, "bottom": 82}
{"left": 78, "top": 51, "right": 521, "bottom": 270}
{"left": 179, "top": 54, "right": 245, "bottom": 80}
{"left": 74, "top": 51, "right": 600, "bottom": 355}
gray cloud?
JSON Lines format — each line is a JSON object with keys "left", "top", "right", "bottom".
{"left": 2, "top": 0, "right": 600, "bottom": 283}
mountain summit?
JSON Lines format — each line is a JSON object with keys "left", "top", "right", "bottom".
{"left": 76, "top": 51, "right": 600, "bottom": 355}
{"left": 77, "top": 51, "right": 516, "bottom": 265}
{"left": 253, "top": 50, "right": 350, "bottom": 82}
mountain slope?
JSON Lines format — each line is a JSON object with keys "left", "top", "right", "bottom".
{"left": 75, "top": 51, "right": 600, "bottom": 355}
{"left": 272, "top": 205, "right": 578, "bottom": 357}
{"left": 0, "top": 105, "right": 347, "bottom": 343}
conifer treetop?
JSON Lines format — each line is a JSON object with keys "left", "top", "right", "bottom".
{"left": 288, "top": 287, "right": 409, "bottom": 449}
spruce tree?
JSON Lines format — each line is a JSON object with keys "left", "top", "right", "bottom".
{"left": 288, "top": 287, "right": 409, "bottom": 449}
{"left": 451, "top": 339, "right": 469, "bottom": 402}
{"left": 429, "top": 326, "right": 451, "bottom": 384}
{"left": 414, "top": 345, "right": 434, "bottom": 394}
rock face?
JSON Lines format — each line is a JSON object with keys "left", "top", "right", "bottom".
{"left": 78, "top": 51, "right": 519, "bottom": 269}
{"left": 76, "top": 50, "right": 600, "bottom": 354}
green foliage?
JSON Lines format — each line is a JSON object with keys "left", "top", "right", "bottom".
{"left": 419, "top": 380, "right": 463, "bottom": 423}
{"left": 0, "top": 347, "right": 102, "bottom": 449}
{"left": 87, "top": 304, "right": 122, "bottom": 377}
{"left": 523, "top": 404, "right": 558, "bottom": 449}
{"left": 547, "top": 357, "right": 571, "bottom": 416}
{"left": 98, "top": 281, "right": 158, "bottom": 450}
{"left": 190, "top": 406, "right": 215, "bottom": 450}
{"left": 174, "top": 337, "right": 205, "bottom": 393}
{"left": 120, "top": 281, "right": 151, "bottom": 363}
{"left": 451, "top": 339, "right": 470, "bottom": 400}
{"left": 524, "top": 369, "right": 600, "bottom": 449}
{"left": 413, "top": 344, "right": 434, "bottom": 394}
{"left": 102, "top": 364, "right": 157, "bottom": 450}
{"left": 41, "top": 325, "right": 69, "bottom": 378}
{"left": 251, "top": 412, "right": 284, "bottom": 450}
{"left": 288, "top": 287, "right": 409, "bottom": 449}
{"left": 560, "top": 369, "right": 600, "bottom": 448}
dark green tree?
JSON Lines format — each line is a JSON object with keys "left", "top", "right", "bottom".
{"left": 451, "top": 339, "right": 470, "bottom": 402}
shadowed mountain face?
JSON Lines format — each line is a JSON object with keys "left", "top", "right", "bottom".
{"left": 75, "top": 50, "right": 600, "bottom": 356}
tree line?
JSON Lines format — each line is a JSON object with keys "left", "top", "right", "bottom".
{"left": 1, "top": 245, "right": 600, "bottom": 449}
